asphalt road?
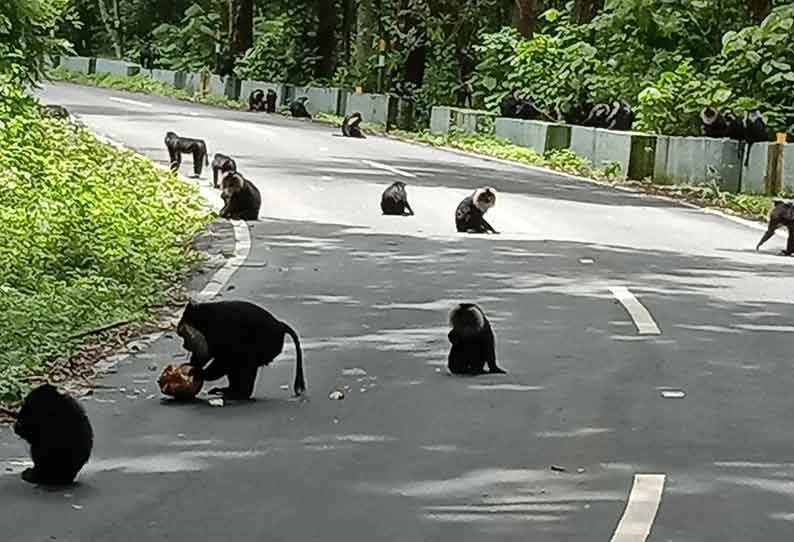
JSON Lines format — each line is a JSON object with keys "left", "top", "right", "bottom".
{"left": 2, "top": 82, "right": 794, "bottom": 541}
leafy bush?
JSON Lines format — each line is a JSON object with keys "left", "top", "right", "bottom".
{"left": 151, "top": 3, "right": 222, "bottom": 72}
{"left": 1, "top": 0, "right": 70, "bottom": 84}
{"left": 0, "top": 88, "right": 211, "bottom": 402}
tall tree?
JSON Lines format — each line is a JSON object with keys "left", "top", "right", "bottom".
{"left": 510, "top": 0, "right": 538, "bottom": 37}
{"left": 354, "top": 0, "right": 377, "bottom": 83}
{"left": 96, "top": 0, "right": 123, "bottom": 58}
{"left": 574, "top": 0, "right": 604, "bottom": 24}
{"left": 746, "top": 0, "right": 771, "bottom": 23}
{"left": 316, "top": 0, "right": 337, "bottom": 79}
{"left": 230, "top": 0, "right": 254, "bottom": 58}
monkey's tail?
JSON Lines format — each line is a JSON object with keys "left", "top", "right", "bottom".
{"left": 283, "top": 323, "right": 306, "bottom": 396}
{"left": 744, "top": 141, "right": 754, "bottom": 167}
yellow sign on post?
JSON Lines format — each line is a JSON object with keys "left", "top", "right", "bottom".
{"left": 355, "top": 86, "right": 363, "bottom": 94}
{"left": 379, "top": 39, "right": 386, "bottom": 52}
{"left": 777, "top": 132, "right": 788, "bottom": 144}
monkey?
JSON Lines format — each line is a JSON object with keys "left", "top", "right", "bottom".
{"left": 724, "top": 111, "right": 746, "bottom": 141}
{"left": 455, "top": 187, "right": 498, "bottom": 234}
{"left": 211, "top": 153, "right": 237, "bottom": 189}
{"left": 563, "top": 102, "right": 594, "bottom": 125}
{"left": 583, "top": 103, "right": 612, "bottom": 128}
{"left": 606, "top": 101, "right": 635, "bottom": 131}
{"left": 447, "top": 303, "right": 506, "bottom": 375}
{"left": 40, "top": 104, "right": 70, "bottom": 119}
{"left": 289, "top": 97, "right": 311, "bottom": 118}
{"left": 342, "top": 112, "right": 366, "bottom": 138}
{"left": 176, "top": 299, "right": 306, "bottom": 400}
{"left": 220, "top": 171, "right": 261, "bottom": 220}
{"left": 139, "top": 43, "right": 156, "bottom": 70}
{"left": 12, "top": 384, "right": 93, "bottom": 485}
{"left": 380, "top": 181, "right": 414, "bottom": 216}
{"left": 743, "top": 110, "right": 768, "bottom": 167}
{"left": 499, "top": 88, "right": 545, "bottom": 120}
{"left": 756, "top": 200, "right": 794, "bottom": 255}
{"left": 266, "top": 89, "right": 278, "bottom": 113}
{"left": 701, "top": 107, "right": 729, "bottom": 138}
{"left": 164, "top": 131, "right": 209, "bottom": 178}
{"left": 248, "top": 89, "right": 265, "bottom": 112}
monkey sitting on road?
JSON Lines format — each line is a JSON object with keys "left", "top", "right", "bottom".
{"left": 165, "top": 131, "right": 209, "bottom": 178}
{"left": 265, "top": 89, "right": 278, "bottom": 113}
{"left": 455, "top": 187, "right": 498, "bottom": 234}
{"left": 289, "top": 97, "right": 312, "bottom": 118}
{"left": 211, "top": 153, "right": 237, "bottom": 189}
{"left": 380, "top": 181, "right": 414, "bottom": 216}
{"left": 248, "top": 89, "right": 266, "bottom": 112}
{"left": 220, "top": 171, "right": 261, "bottom": 221}
{"left": 756, "top": 200, "right": 794, "bottom": 256}
{"left": 13, "top": 384, "right": 93, "bottom": 485}
{"left": 447, "top": 303, "right": 506, "bottom": 375}
{"left": 342, "top": 112, "right": 366, "bottom": 138}
{"left": 177, "top": 300, "right": 306, "bottom": 400}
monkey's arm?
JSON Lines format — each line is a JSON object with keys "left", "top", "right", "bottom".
{"left": 482, "top": 218, "right": 499, "bottom": 234}
{"left": 200, "top": 359, "right": 228, "bottom": 382}
{"left": 404, "top": 202, "right": 415, "bottom": 216}
{"left": 785, "top": 226, "right": 794, "bottom": 256}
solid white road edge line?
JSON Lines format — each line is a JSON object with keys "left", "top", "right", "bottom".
{"left": 610, "top": 474, "right": 666, "bottom": 542}
{"left": 362, "top": 159, "right": 417, "bottom": 178}
{"left": 609, "top": 286, "right": 661, "bottom": 335}
{"left": 109, "top": 96, "right": 154, "bottom": 108}
{"left": 74, "top": 115, "right": 251, "bottom": 358}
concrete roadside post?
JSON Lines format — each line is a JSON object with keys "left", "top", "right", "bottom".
{"left": 766, "top": 133, "right": 787, "bottom": 195}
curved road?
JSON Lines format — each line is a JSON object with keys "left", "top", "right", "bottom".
{"left": 2, "top": 82, "right": 794, "bottom": 541}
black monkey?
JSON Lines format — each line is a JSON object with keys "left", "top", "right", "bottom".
{"left": 40, "top": 104, "right": 70, "bottom": 119}
{"left": 701, "top": 107, "right": 729, "bottom": 138}
{"left": 743, "top": 110, "right": 769, "bottom": 167}
{"left": 289, "top": 97, "right": 311, "bottom": 118}
{"left": 499, "top": 88, "right": 544, "bottom": 120}
{"left": 211, "top": 153, "right": 237, "bottom": 189}
{"left": 447, "top": 303, "right": 506, "bottom": 375}
{"left": 13, "top": 384, "right": 93, "bottom": 485}
{"left": 165, "top": 131, "right": 209, "bottom": 178}
{"left": 499, "top": 88, "right": 521, "bottom": 118}
{"left": 583, "top": 103, "right": 611, "bottom": 128}
{"left": 380, "top": 181, "right": 414, "bottom": 216}
{"left": 220, "top": 171, "right": 261, "bottom": 221}
{"left": 177, "top": 300, "right": 306, "bottom": 399}
{"left": 139, "top": 43, "right": 156, "bottom": 70}
{"left": 265, "top": 89, "right": 278, "bottom": 113}
{"left": 342, "top": 112, "right": 366, "bottom": 138}
{"left": 606, "top": 101, "right": 635, "bottom": 131}
{"left": 564, "top": 102, "right": 593, "bottom": 125}
{"left": 248, "top": 89, "right": 265, "bottom": 112}
{"left": 455, "top": 187, "right": 498, "bottom": 234}
{"left": 756, "top": 200, "right": 794, "bottom": 255}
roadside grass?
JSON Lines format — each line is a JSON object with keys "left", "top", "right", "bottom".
{"left": 0, "top": 92, "right": 213, "bottom": 404}
{"left": 48, "top": 67, "right": 778, "bottom": 223}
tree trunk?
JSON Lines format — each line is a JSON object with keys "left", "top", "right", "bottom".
{"left": 746, "top": 0, "right": 771, "bottom": 23}
{"left": 355, "top": 0, "right": 377, "bottom": 81}
{"left": 574, "top": 0, "right": 604, "bottom": 24}
{"left": 510, "top": 0, "right": 539, "bottom": 37}
{"left": 342, "top": 0, "right": 353, "bottom": 65}
{"left": 230, "top": 0, "right": 254, "bottom": 58}
{"left": 96, "top": 0, "right": 123, "bottom": 58}
{"left": 404, "top": 46, "right": 427, "bottom": 87}
{"left": 316, "top": 0, "right": 337, "bottom": 79}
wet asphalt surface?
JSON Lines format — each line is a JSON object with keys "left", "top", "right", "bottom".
{"left": 1, "top": 82, "right": 794, "bottom": 541}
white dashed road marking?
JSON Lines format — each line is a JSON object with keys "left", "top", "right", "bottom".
{"left": 362, "top": 159, "right": 417, "bottom": 178}
{"left": 109, "top": 97, "right": 153, "bottom": 108}
{"left": 609, "top": 287, "right": 661, "bottom": 335}
{"left": 610, "top": 474, "right": 666, "bottom": 542}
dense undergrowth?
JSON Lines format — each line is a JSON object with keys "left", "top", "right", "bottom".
{"left": 0, "top": 84, "right": 212, "bottom": 403}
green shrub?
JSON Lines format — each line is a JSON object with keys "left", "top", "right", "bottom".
{"left": 0, "top": 90, "right": 212, "bottom": 402}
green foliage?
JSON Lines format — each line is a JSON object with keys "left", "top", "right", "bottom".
{"left": 151, "top": 3, "right": 222, "bottom": 72}
{"left": 235, "top": 15, "right": 318, "bottom": 84}
{"left": 0, "top": 90, "right": 211, "bottom": 402}
{"left": 1, "top": 0, "right": 71, "bottom": 84}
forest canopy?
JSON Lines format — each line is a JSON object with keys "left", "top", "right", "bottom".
{"left": 19, "top": 0, "right": 794, "bottom": 135}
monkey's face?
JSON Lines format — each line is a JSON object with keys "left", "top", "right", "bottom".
{"left": 473, "top": 188, "right": 496, "bottom": 211}
{"left": 14, "top": 384, "right": 60, "bottom": 442}
{"left": 221, "top": 173, "right": 243, "bottom": 199}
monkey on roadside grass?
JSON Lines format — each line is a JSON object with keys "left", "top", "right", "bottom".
{"left": 266, "top": 89, "right": 278, "bottom": 113}
{"left": 380, "top": 181, "right": 414, "bottom": 216}
{"left": 220, "top": 171, "right": 261, "bottom": 221}
{"left": 13, "top": 384, "right": 93, "bottom": 486}
{"left": 447, "top": 303, "right": 506, "bottom": 376}
{"left": 290, "top": 97, "right": 311, "bottom": 118}
{"left": 165, "top": 131, "right": 209, "bottom": 178}
{"left": 177, "top": 300, "right": 306, "bottom": 400}
{"left": 342, "top": 112, "right": 366, "bottom": 138}
{"left": 40, "top": 104, "right": 70, "bottom": 120}
{"left": 211, "top": 153, "right": 237, "bottom": 189}
{"left": 249, "top": 89, "right": 266, "bottom": 112}
{"left": 455, "top": 187, "right": 498, "bottom": 234}
{"left": 756, "top": 200, "right": 794, "bottom": 256}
